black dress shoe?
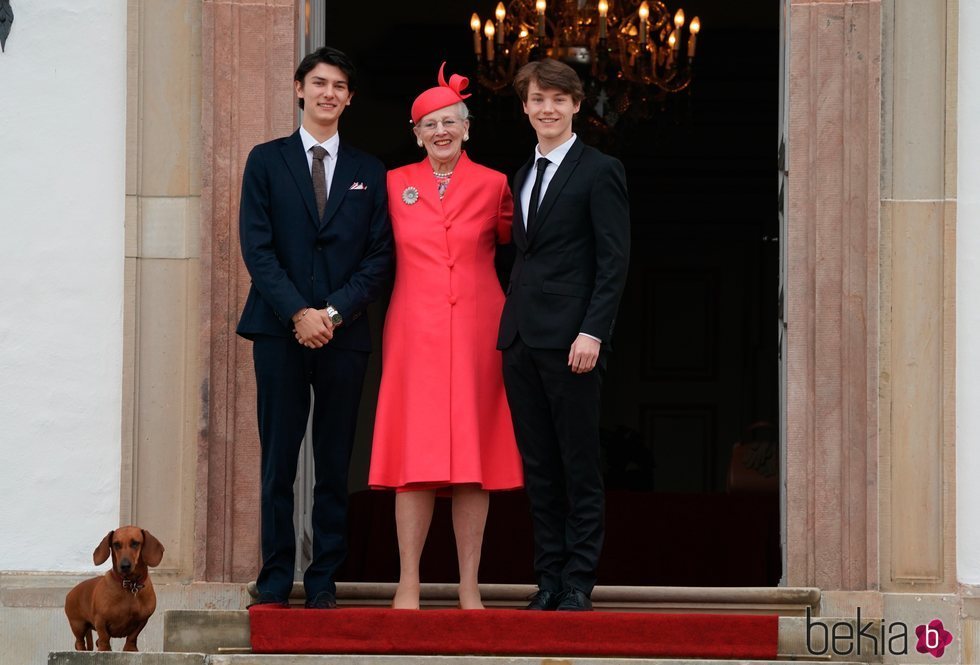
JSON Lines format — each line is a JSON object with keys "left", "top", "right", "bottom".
{"left": 525, "top": 589, "right": 562, "bottom": 610}
{"left": 247, "top": 592, "right": 289, "bottom": 608}
{"left": 305, "top": 591, "right": 338, "bottom": 609}
{"left": 556, "top": 588, "right": 593, "bottom": 611}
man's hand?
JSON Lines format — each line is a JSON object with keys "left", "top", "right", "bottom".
{"left": 292, "top": 308, "right": 334, "bottom": 348}
{"left": 567, "top": 334, "right": 601, "bottom": 374}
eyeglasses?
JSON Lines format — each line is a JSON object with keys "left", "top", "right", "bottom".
{"left": 418, "top": 118, "right": 460, "bottom": 132}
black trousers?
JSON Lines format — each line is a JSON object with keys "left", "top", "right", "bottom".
{"left": 252, "top": 335, "right": 368, "bottom": 600}
{"left": 502, "top": 336, "right": 606, "bottom": 595}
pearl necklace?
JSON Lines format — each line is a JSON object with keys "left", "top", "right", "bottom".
{"left": 432, "top": 170, "right": 453, "bottom": 178}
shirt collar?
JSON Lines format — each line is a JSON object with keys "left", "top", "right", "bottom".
{"left": 300, "top": 126, "right": 340, "bottom": 156}
{"left": 534, "top": 133, "right": 577, "bottom": 167}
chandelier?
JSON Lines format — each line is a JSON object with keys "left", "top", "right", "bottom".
{"left": 468, "top": 0, "right": 700, "bottom": 127}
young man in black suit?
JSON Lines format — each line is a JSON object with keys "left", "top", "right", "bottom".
{"left": 237, "top": 47, "right": 393, "bottom": 609}
{"left": 499, "top": 58, "right": 630, "bottom": 611}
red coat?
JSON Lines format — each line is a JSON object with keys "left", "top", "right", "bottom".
{"left": 368, "top": 154, "right": 523, "bottom": 490}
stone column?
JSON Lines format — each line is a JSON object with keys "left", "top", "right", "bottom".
{"left": 197, "top": 0, "right": 296, "bottom": 581}
{"left": 123, "top": 0, "right": 203, "bottom": 579}
{"left": 878, "top": 0, "right": 957, "bottom": 595}
{"left": 786, "top": 0, "right": 881, "bottom": 590}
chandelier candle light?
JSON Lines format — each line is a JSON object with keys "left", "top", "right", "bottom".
{"left": 469, "top": 0, "right": 701, "bottom": 127}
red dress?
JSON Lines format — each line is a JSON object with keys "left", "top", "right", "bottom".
{"left": 368, "top": 154, "right": 523, "bottom": 490}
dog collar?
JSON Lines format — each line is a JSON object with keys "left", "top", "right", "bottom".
{"left": 111, "top": 570, "right": 146, "bottom": 594}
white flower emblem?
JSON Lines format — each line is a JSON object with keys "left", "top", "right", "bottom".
{"left": 402, "top": 186, "right": 420, "bottom": 205}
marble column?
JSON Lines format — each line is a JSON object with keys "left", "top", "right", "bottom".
{"left": 197, "top": 0, "right": 296, "bottom": 581}
{"left": 786, "top": 0, "right": 882, "bottom": 590}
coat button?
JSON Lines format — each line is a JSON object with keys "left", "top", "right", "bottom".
{"left": 524, "top": 252, "right": 532, "bottom": 259}
{"left": 449, "top": 295, "right": 458, "bottom": 305}
{"left": 315, "top": 244, "right": 323, "bottom": 251}
{"left": 444, "top": 221, "right": 452, "bottom": 229}
{"left": 447, "top": 259, "right": 455, "bottom": 268}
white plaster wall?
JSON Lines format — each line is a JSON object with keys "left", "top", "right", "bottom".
{"left": 0, "top": 1, "right": 126, "bottom": 570}
{"left": 958, "top": 4, "right": 980, "bottom": 584}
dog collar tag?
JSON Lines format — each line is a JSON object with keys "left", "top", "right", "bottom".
{"left": 122, "top": 578, "right": 144, "bottom": 594}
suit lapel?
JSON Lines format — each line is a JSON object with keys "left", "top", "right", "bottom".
{"left": 279, "top": 131, "right": 319, "bottom": 226}
{"left": 527, "top": 138, "right": 584, "bottom": 245}
{"left": 321, "top": 142, "right": 361, "bottom": 227}
{"left": 512, "top": 158, "right": 532, "bottom": 247}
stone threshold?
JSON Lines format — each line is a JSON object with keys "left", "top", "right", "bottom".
{"left": 252, "top": 582, "right": 821, "bottom": 615}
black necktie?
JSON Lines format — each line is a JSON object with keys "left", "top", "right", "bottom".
{"left": 311, "top": 145, "right": 328, "bottom": 220}
{"left": 526, "top": 157, "right": 550, "bottom": 234}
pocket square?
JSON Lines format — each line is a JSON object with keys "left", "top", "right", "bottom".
{"left": 349, "top": 182, "right": 367, "bottom": 190}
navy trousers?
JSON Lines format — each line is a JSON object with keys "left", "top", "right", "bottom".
{"left": 252, "top": 335, "right": 368, "bottom": 600}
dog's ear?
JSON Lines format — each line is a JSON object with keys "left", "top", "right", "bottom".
{"left": 141, "top": 530, "right": 165, "bottom": 567}
{"left": 93, "top": 530, "right": 113, "bottom": 565}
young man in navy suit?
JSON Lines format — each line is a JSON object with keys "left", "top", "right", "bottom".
{"left": 237, "top": 47, "right": 393, "bottom": 609}
{"left": 499, "top": 59, "right": 630, "bottom": 611}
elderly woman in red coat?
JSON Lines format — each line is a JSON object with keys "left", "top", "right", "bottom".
{"left": 368, "top": 64, "right": 523, "bottom": 610}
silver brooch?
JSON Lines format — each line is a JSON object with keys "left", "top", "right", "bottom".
{"left": 402, "top": 186, "right": 419, "bottom": 205}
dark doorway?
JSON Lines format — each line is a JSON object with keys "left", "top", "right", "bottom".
{"left": 331, "top": 0, "right": 780, "bottom": 587}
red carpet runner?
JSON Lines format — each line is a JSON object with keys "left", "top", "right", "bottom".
{"left": 249, "top": 606, "right": 779, "bottom": 658}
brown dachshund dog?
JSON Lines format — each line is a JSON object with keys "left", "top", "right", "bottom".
{"left": 64, "top": 526, "right": 164, "bottom": 651}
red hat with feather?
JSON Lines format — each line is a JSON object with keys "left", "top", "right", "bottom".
{"left": 411, "top": 62, "right": 472, "bottom": 124}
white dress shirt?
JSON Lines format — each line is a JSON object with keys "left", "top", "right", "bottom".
{"left": 519, "top": 133, "right": 601, "bottom": 344}
{"left": 300, "top": 126, "right": 340, "bottom": 201}
{"left": 520, "top": 133, "right": 578, "bottom": 228}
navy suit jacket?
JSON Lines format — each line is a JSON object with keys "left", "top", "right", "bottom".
{"left": 236, "top": 130, "right": 393, "bottom": 352}
{"left": 498, "top": 138, "right": 630, "bottom": 351}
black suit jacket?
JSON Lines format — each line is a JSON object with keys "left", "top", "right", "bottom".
{"left": 236, "top": 131, "right": 393, "bottom": 351}
{"left": 498, "top": 138, "right": 630, "bottom": 350}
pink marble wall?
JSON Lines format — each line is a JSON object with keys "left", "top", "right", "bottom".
{"left": 786, "top": 0, "right": 880, "bottom": 590}
{"left": 197, "top": 0, "right": 296, "bottom": 582}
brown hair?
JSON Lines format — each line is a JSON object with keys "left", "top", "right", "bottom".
{"left": 513, "top": 59, "right": 585, "bottom": 103}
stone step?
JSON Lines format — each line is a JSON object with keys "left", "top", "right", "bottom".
{"left": 49, "top": 655, "right": 206, "bottom": 664}
{"left": 49, "top": 655, "right": 871, "bottom": 665}
{"left": 161, "top": 610, "right": 885, "bottom": 662}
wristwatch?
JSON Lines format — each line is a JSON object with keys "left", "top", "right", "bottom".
{"left": 325, "top": 304, "right": 343, "bottom": 327}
